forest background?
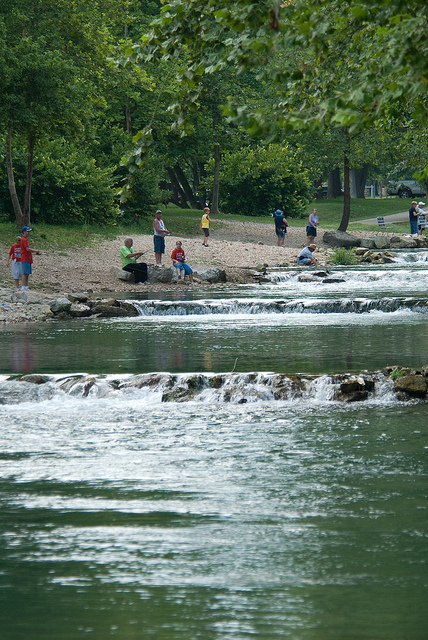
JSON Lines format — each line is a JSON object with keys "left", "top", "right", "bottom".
{"left": 1, "top": 0, "right": 427, "bottom": 233}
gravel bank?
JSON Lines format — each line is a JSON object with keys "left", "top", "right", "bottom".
{"left": 0, "top": 220, "right": 378, "bottom": 323}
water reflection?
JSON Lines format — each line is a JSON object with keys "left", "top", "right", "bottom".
{"left": 10, "top": 326, "right": 35, "bottom": 372}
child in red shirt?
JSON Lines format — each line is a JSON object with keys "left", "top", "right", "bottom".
{"left": 6, "top": 236, "right": 23, "bottom": 288}
{"left": 171, "top": 241, "right": 194, "bottom": 283}
{"left": 20, "top": 226, "right": 40, "bottom": 291}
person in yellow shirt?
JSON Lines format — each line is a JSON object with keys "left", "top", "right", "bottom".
{"left": 200, "top": 207, "right": 219, "bottom": 247}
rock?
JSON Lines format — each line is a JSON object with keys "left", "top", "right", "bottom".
{"left": 67, "top": 292, "right": 89, "bottom": 303}
{"left": 110, "top": 266, "right": 134, "bottom": 282}
{"left": 394, "top": 374, "right": 427, "bottom": 398}
{"left": 49, "top": 298, "right": 72, "bottom": 314}
{"left": 323, "top": 230, "right": 361, "bottom": 248}
{"left": 147, "top": 266, "right": 174, "bottom": 283}
{"left": 389, "top": 237, "right": 418, "bottom": 249}
{"left": 360, "top": 238, "right": 376, "bottom": 249}
{"left": 11, "top": 292, "right": 29, "bottom": 302}
{"left": 332, "top": 375, "right": 375, "bottom": 402}
{"left": 373, "top": 236, "right": 388, "bottom": 249}
{"left": 297, "top": 274, "right": 321, "bottom": 282}
{"left": 68, "top": 304, "right": 92, "bottom": 318}
{"left": 193, "top": 268, "right": 227, "bottom": 283}
{"left": 119, "top": 301, "right": 139, "bottom": 315}
{"left": 313, "top": 271, "right": 329, "bottom": 278}
{"left": 270, "top": 374, "right": 304, "bottom": 400}
{"left": 322, "top": 277, "right": 346, "bottom": 283}
{"left": 90, "top": 299, "right": 139, "bottom": 317}
{"left": 16, "top": 374, "right": 50, "bottom": 384}
{"left": 415, "top": 236, "right": 428, "bottom": 247}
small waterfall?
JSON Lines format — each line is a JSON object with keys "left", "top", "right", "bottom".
{"left": 392, "top": 252, "right": 428, "bottom": 263}
{"left": 129, "top": 297, "right": 428, "bottom": 317}
{"left": 0, "top": 370, "right": 425, "bottom": 406}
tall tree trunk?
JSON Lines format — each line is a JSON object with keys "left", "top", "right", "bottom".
{"left": 190, "top": 161, "right": 205, "bottom": 209}
{"left": 211, "top": 142, "right": 220, "bottom": 215}
{"left": 23, "top": 132, "right": 35, "bottom": 226}
{"left": 350, "top": 164, "right": 369, "bottom": 198}
{"left": 166, "top": 166, "right": 189, "bottom": 208}
{"left": 197, "top": 162, "right": 206, "bottom": 208}
{"left": 327, "top": 167, "right": 342, "bottom": 198}
{"left": 338, "top": 152, "right": 351, "bottom": 232}
{"left": 174, "top": 163, "right": 199, "bottom": 209}
{"left": 6, "top": 129, "right": 25, "bottom": 228}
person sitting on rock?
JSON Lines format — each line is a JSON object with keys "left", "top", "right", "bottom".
{"left": 120, "top": 237, "right": 148, "bottom": 284}
{"left": 171, "top": 241, "right": 194, "bottom": 283}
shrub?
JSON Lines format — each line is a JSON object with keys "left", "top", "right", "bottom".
{"left": 30, "top": 139, "right": 119, "bottom": 224}
{"left": 330, "top": 247, "right": 358, "bottom": 265}
{"left": 216, "top": 143, "right": 313, "bottom": 217}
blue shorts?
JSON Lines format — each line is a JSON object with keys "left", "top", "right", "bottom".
{"left": 276, "top": 229, "right": 286, "bottom": 238}
{"left": 306, "top": 226, "right": 317, "bottom": 237}
{"left": 296, "top": 257, "right": 310, "bottom": 265}
{"left": 175, "top": 262, "right": 193, "bottom": 275}
{"left": 22, "top": 262, "right": 32, "bottom": 275}
{"left": 154, "top": 236, "right": 165, "bottom": 254}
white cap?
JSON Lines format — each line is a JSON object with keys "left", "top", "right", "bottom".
{"left": 418, "top": 201, "right": 425, "bottom": 206}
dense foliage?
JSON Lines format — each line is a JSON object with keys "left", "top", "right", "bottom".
{"left": 217, "top": 144, "right": 312, "bottom": 217}
{"left": 1, "top": 0, "right": 427, "bottom": 229}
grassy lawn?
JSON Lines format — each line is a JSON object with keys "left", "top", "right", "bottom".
{"left": 0, "top": 197, "right": 411, "bottom": 251}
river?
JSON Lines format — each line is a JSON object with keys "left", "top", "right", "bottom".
{"left": 0, "top": 260, "right": 427, "bottom": 640}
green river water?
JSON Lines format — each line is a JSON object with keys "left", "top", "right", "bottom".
{"left": 0, "top": 268, "right": 427, "bottom": 639}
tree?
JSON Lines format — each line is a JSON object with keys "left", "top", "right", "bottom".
{"left": 0, "top": 0, "right": 127, "bottom": 227}
{"left": 215, "top": 143, "right": 312, "bottom": 217}
{"left": 142, "top": 0, "right": 428, "bottom": 229}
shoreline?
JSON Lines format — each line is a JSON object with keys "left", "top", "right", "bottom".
{"left": 0, "top": 221, "right": 392, "bottom": 324}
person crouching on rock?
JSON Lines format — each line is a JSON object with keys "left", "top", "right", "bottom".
{"left": 120, "top": 237, "right": 148, "bottom": 284}
{"left": 171, "top": 241, "right": 194, "bottom": 283}
{"left": 297, "top": 244, "right": 318, "bottom": 265}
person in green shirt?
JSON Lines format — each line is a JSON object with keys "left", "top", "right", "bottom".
{"left": 120, "top": 237, "right": 148, "bottom": 284}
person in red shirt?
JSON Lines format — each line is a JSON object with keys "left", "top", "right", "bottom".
{"left": 171, "top": 241, "right": 194, "bottom": 283}
{"left": 6, "top": 236, "right": 23, "bottom": 288}
{"left": 20, "top": 226, "right": 40, "bottom": 291}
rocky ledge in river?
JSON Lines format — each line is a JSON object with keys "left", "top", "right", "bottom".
{"left": 4, "top": 365, "right": 427, "bottom": 404}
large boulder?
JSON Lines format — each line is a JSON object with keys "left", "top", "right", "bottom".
{"left": 147, "top": 266, "right": 174, "bottom": 283}
{"left": 67, "top": 292, "right": 89, "bottom": 303}
{"left": 193, "top": 267, "right": 227, "bottom": 283}
{"left": 360, "top": 238, "right": 376, "bottom": 249}
{"left": 49, "top": 298, "right": 72, "bottom": 314}
{"left": 394, "top": 374, "right": 427, "bottom": 398}
{"left": 389, "top": 236, "right": 418, "bottom": 249}
{"left": 373, "top": 236, "right": 389, "bottom": 249}
{"left": 323, "top": 230, "right": 361, "bottom": 248}
{"left": 91, "top": 299, "right": 139, "bottom": 317}
{"left": 110, "top": 266, "right": 134, "bottom": 282}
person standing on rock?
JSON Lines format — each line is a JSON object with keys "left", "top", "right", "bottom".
{"left": 409, "top": 201, "right": 418, "bottom": 236}
{"left": 120, "top": 238, "right": 148, "bottom": 284}
{"left": 306, "top": 208, "right": 319, "bottom": 246}
{"left": 20, "top": 226, "right": 40, "bottom": 291}
{"left": 200, "top": 207, "right": 219, "bottom": 247}
{"left": 7, "top": 236, "right": 23, "bottom": 289}
{"left": 153, "top": 210, "right": 170, "bottom": 266}
{"left": 273, "top": 209, "right": 289, "bottom": 247}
